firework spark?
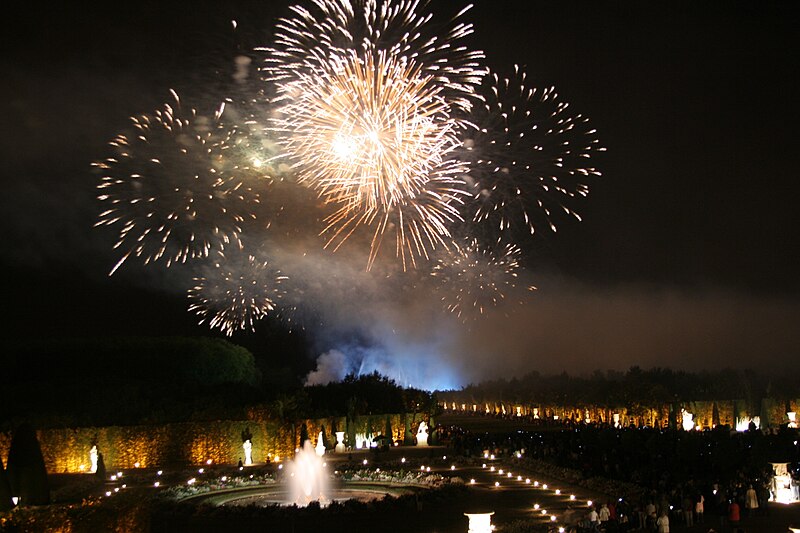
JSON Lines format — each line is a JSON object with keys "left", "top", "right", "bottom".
{"left": 272, "top": 50, "right": 471, "bottom": 269}
{"left": 273, "top": 51, "right": 463, "bottom": 211}
{"left": 259, "top": 0, "right": 487, "bottom": 269}
{"left": 432, "top": 238, "right": 527, "bottom": 319}
{"left": 93, "top": 2, "right": 605, "bottom": 337}
{"left": 463, "top": 66, "right": 604, "bottom": 239}
{"left": 261, "top": 0, "right": 485, "bottom": 113}
{"left": 94, "top": 92, "right": 260, "bottom": 274}
{"left": 323, "top": 169, "right": 468, "bottom": 270}
{"left": 188, "top": 249, "right": 288, "bottom": 336}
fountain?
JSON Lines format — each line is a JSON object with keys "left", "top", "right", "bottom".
{"left": 190, "top": 439, "right": 419, "bottom": 510}
{"left": 735, "top": 416, "right": 760, "bottom": 432}
{"left": 354, "top": 432, "right": 374, "bottom": 449}
{"left": 289, "top": 440, "right": 328, "bottom": 506}
{"left": 416, "top": 421, "right": 429, "bottom": 447}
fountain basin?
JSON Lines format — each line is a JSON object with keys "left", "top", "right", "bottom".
{"left": 184, "top": 481, "right": 419, "bottom": 508}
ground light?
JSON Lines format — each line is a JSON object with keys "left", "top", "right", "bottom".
{"left": 464, "top": 512, "right": 494, "bottom": 533}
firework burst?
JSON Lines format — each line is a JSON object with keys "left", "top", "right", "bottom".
{"left": 323, "top": 169, "right": 468, "bottom": 270}
{"left": 261, "top": 0, "right": 485, "bottom": 113}
{"left": 94, "top": 92, "right": 260, "bottom": 274}
{"left": 432, "top": 238, "right": 526, "bottom": 319}
{"left": 273, "top": 51, "right": 463, "bottom": 210}
{"left": 259, "top": 0, "right": 487, "bottom": 269}
{"left": 272, "top": 50, "right": 472, "bottom": 270}
{"left": 462, "top": 66, "right": 604, "bottom": 239}
{"left": 93, "top": 1, "right": 605, "bottom": 336}
{"left": 188, "top": 249, "right": 288, "bottom": 336}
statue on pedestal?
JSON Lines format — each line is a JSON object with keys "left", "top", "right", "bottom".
{"left": 416, "top": 421, "right": 429, "bottom": 447}
{"left": 241, "top": 428, "right": 254, "bottom": 466}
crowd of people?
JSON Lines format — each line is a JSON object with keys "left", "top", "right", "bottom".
{"left": 438, "top": 417, "right": 800, "bottom": 531}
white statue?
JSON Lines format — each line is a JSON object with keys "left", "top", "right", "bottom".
{"left": 681, "top": 409, "right": 695, "bottom": 431}
{"left": 315, "top": 431, "right": 326, "bottom": 457}
{"left": 335, "top": 431, "right": 346, "bottom": 453}
{"left": 89, "top": 445, "right": 98, "bottom": 473}
{"left": 416, "top": 421, "right": 429, "bottom": 447}
{"left": 771, "top": 462, "right": 800, "bottom": 504}
{"left": 243, "top": 439, "right": 253, "bottom": 466}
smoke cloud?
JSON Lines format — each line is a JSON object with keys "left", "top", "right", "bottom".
{"left": 299, "top": 268, "right": 800, "bottom": 389}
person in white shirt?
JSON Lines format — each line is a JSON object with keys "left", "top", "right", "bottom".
{"left": 656, "top": 510, "right": 670, "bottom": 533}
{"left": 588, "top": 507, "right": 600, "bottom": 531}
{"left": 598, "top": 502, "right": 611, "bottom": 523}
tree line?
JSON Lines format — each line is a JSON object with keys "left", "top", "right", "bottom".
{"left": 451, "top": 366, "right": 800, "bottom": 408}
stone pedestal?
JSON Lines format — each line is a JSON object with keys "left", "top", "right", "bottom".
{"left": 464, "top": 512, "right": 494, "bottom": 533}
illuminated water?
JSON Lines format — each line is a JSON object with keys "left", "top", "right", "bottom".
{"left": 288, "top": 440, "right": 328, "bottom": 506}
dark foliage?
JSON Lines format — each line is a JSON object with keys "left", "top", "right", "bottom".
{"left": 0, "top": 455, "right": 13, "bottom": 511}
{"left": 450, "top": 366, "right": 800, "bottom": 408}
{"left": 304, "top": 372, "right": 434, "bottom": 418}
{"left": 149, "top": 483, "right": 468, "bottom": 533}
{"left": 5, "top": 424, "right": 50, "bottom": 505}
{"left": 0, "top": 337, "right": 261, "bottom": 427}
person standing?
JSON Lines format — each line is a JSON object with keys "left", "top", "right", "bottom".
{"left": 745, "top": 484, "right": 759, "bottom": 517}
{"left": 599, "top": 502, "right": 611, "bottom": 525}
{"left": 682, "top": 494, "right": 694, "bottom": 527}
{"left": 728, "top": 500, "right": 741, "bottom": 528}
{"left": 695, "top": 493, "right": 705, "bottom": 524}
{"left": 635, "top": 502, "right": 647, "bottom": 530}
{"left": 588, "top": 506, "right": 600, "bottom": 531}
{"left": 656, "top": 510, "right": 670, "bottom": 533}
{"left": 646, "top": 500, "right": 657, "bottom": 530}
{"left": 758, "top": 482, "right": 771, "bottom": 516}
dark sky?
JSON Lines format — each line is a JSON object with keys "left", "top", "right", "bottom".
{"left": 2, "top": 1, "right": 799, "bottom": 388}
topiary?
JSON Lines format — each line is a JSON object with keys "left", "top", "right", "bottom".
{"left": 6, "top": 424, "right": 50, "bottom": 505}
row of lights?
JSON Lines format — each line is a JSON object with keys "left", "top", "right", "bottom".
{"left": 478, "top": 453, "right": 595, "bottom": 532}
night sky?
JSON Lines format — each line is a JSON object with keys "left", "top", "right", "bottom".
{"left": 2, "top": 1, "right": 799, "bottom": 389}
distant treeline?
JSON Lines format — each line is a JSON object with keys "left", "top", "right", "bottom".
{"left": 451, "top": 367, "right": 800, "bottom": 407}
{"left": 0, "top": 337, "right": 433, "bottom": 429}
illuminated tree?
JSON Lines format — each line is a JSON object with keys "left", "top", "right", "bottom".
{"left": 0, "top": 456, "right": 12, "bottom": 511}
